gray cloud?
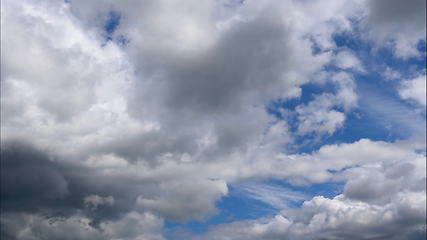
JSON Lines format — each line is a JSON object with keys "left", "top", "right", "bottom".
{"left": 1, "top": 142, "right": 132, "bottom": 224}
{"left": 362, "top": 0, "right": 426, "bottom": 58}
{"left": 1, "top": 211, "right": 164, "bottom": 240}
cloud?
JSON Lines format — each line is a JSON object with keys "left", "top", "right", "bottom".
{"left": 399, "top": 74, "right": 427, "bottom": 107}
{"left": 232, "top": 182, "right": 308, "bottom": 210}
{"left": 1, "top": 0, "right": 425, "bottom": 239}
{"left": 294, "top": 72, "right": 357, "bottom": 136}
{"left": 383, "top": 66, "right": 402, "bottom": 80}
{"left": 360, "top": 82, "right": 426, "bottom": 137}
{"left": 135, "top": 178, "right": 228, "bottom": 222}
{"left": 196, "top": 192, "right": 426, "bottom": 240}
{"left": 100, "top": 212, "right": 164, "bottom": 240}
{"left": 84, "top": 195, "right": 115, "bottom": 210}
{"left": 296, "top": 96, "right": 346, "bottom": 136}
{"left": 0, "top": 141, "right": 230, "bottom": 224}
{"left": 1, "top": 212, "right": 164, "bottom": 240}
{"left": 1, "top": 142, "right": 70, "bottom": 213}
{"left": 362, "top": 0, "right": 426, "bottom": 58}
{"left": 1, "top": 213, "right": 106, "bottom": 240}
{"left": 334, "top": 50, "right": 365, "bottom": 72}
{"left": 191, "top": 139, "right": 426, "bottom": 240}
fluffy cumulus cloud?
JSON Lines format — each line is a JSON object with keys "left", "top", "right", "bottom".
{"left": 399, "top": 74, "right": 427, "bottom": 107}
{"left": 294, "top": 71, "right": 357, "bottom": 136}
{"left": 333, "top": 50, "right": 365, "bottom": 72}
{"left": 1, "top": 0, "right": 425, "bottom": 239}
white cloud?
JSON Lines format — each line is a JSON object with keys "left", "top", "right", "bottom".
{"left": 135, "top": 178, "right": 228, "bottom": 222}
{"left": 332, "top": 71, "right": 358, "bottom": 111}
{"left": 294, "top": 72, "right": 357, "bottom": 136}
{"left": 399, "top": 74, "right": 427, "bottom": 106}
{"left": 296, "top": 97, "right": 346, "bottom": 136}
{"left": 233, "top": 182, "right": 308, "bottom": 210}
{"left": 334, "top": 50, "right": 365, "bottom": 72}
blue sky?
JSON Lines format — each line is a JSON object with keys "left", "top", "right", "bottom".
{"left": 1, "top": 0, "right": 426, "bottom": 239}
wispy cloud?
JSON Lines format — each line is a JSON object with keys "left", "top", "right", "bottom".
{"left": 360, "top": 83, "right": 426, "bottom": 138}
{"left": 233, "top": 182, "right": 308, "bottom": 210}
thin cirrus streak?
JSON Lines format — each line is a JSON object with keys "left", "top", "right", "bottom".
{"left": 232, "top": 182, "right": 309, "bottom": 210}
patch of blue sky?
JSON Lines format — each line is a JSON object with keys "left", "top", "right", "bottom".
{"left": 101, "top": 11, "right": 129, "bottom": 46}
{"left": 333, "top": 29, "right": 366, "bottom": 51}
{"left": 104, "top": 11, "right": 120, "bottom": 35}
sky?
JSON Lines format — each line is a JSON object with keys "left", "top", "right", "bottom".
{"left": 0, "top": 0, "right": 426, "bottom": 239}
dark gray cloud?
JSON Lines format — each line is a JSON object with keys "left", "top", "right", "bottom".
{"left": 0, "top": 140, "right": 228, "bottom": 227}
{"left": 1, "top": 142, "right": 69, "bottom": 212}
{"left": 1, "top": 142, "right": 134, "bottom": 224}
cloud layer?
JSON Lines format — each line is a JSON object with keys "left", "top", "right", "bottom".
{"left": 1, "top": 0, "right": 425, "bottom": 239}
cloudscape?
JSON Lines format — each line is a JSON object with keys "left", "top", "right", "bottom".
{"left": 1, "top": 0, "right": 426, "bottom": 239}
